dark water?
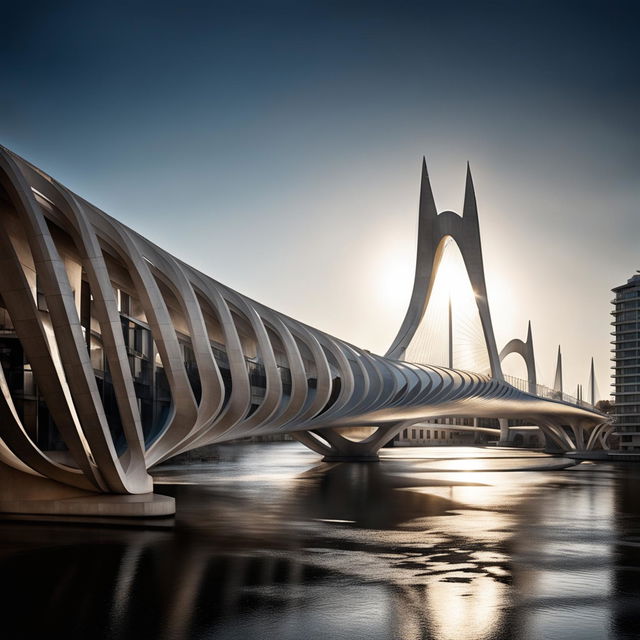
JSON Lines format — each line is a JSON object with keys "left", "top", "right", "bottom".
{"left": 1, "top": 443, "right": 639, "bottom": 640}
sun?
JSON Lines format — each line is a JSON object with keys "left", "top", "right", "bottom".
{"left": 435, "top": 237, "right": 478, "bottom": 307}
{"left": 405, "top": 237, "right": 491, "bottom": 372}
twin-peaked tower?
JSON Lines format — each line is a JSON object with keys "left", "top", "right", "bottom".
{"left": 386, "top": 160, "right": 503, "bottom": 381}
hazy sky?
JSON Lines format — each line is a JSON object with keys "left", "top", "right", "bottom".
{"left": 1, "top": 1, "right": 638, "bottom": 398}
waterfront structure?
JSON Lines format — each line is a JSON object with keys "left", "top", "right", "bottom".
{"left": 611, "top": 273, "right": 640, "bottom": 453}
{"left": 0, "top": 146, "right": 611, "bottom": 515}
{"left": 393, "top": 420, "right": 542, "bottom": 448}
{"left": 395, "top": 423, "right": 479, "bottom": 447}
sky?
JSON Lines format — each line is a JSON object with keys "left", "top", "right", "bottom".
{"left": 1, "top": 0, "right": 638, "bottom": 399}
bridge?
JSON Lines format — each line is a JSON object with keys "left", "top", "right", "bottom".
{"left": 0, "top": 147, "right": 611, "bottom": 516}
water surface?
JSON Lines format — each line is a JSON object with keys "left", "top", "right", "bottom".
{"left": 0, "top": 443, "right": 639, "bottom": 639}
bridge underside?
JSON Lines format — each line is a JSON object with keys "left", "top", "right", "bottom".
{"left": 291, "top": 391, "right": 609, "bottom": 461}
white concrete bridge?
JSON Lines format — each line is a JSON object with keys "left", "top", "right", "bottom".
{"left": 0, "top": 147, "right": 611, "bottom": 515}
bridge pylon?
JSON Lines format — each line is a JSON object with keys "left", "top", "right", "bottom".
{"left": 385, "top": 159, "right": 503, "bottom": 381}
{"left": 553, "top": 346, "right": 563, "bottom": 394}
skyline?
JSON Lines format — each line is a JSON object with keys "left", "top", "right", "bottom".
{"left": 2, "top": 0, "right": 638, "bottom": 397}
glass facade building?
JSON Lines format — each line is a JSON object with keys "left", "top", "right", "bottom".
{"left": 612, "top": 273, "right": 640, "bottom": 453}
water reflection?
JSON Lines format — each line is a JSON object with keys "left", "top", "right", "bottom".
{"left": 0, "top": 444, "right": 639, "bottom": 639}
{"left": 427, "top": 576, "right": 507, "bottom": 640}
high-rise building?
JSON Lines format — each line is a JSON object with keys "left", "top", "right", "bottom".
{"left": 612, "top": 272, "right": 640, "bottom": 452}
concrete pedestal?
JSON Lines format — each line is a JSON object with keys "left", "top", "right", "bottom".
{"left": 0, "top": 492, "right": 175, "bottom": 517}
{"left": 0, "top": 460, "right": 175, "bottom": 518}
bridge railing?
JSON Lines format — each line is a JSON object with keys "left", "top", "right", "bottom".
{"left": 502, "top": 374, "right": 595, "bottom": 409}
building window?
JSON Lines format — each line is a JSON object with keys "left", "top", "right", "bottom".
{"left": 119, "top": 290, "right": 131, "bottom": 315}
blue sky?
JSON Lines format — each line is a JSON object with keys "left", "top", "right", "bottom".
{"left": 1, "top": 1, "right": 638, "bottom": 397}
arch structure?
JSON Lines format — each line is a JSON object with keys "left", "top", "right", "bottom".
{"left": 0, "top": 147, "right": 611, "bottom": 510}
{"left": 499, "top": 321, "right": 537, "bottom": 395}
{"left": 496, "top": 321, "right": 537, "bottom": 445}
{"left": 385, "top": 160, "right": 503, "bottom": 379}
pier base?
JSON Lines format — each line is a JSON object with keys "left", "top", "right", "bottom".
{"left": 0, "top": 492, "right": 175, "bottom": 518}
{"left": 0, "top": 461, "right": 175, "bottom": 518}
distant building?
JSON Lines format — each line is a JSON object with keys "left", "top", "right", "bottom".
{"left": 612, "top": 273, "right": 640, "bottom": 453}
{"left": 393, "top": 417, "right": 498, "bottom": 447}
{"left": 392, "top": 417, "right": 542, "bottom": 448}
{"left": 395, "top": 423, "right": 476, "bottom": 447}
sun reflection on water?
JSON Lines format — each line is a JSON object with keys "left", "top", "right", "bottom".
{"left": 427, "top": 576, "right": 506, "bottom": 640}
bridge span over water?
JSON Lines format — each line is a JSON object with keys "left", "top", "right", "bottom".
{"left": 0, "top": 147, "right": 610, "bottom": 515}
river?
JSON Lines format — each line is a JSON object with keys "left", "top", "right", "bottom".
{"left": 0, "top": 443, "right": 639, "bottom": 639}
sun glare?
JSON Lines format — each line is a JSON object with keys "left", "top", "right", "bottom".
{"left": 435, "top": 240, "right": 478, "bottom": 307}
{"left": 406, "top": 237, "right": 491, "bottom": 372}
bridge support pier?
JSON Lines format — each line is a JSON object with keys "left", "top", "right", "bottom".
{"left": 536, "top": 418, "right": 576, "bottom": 454}
{"left": 293, "top": 422, "right": 411, "bottom": 462}
{"left": 497, "top": 418, "right": 511, "bottom": 446}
